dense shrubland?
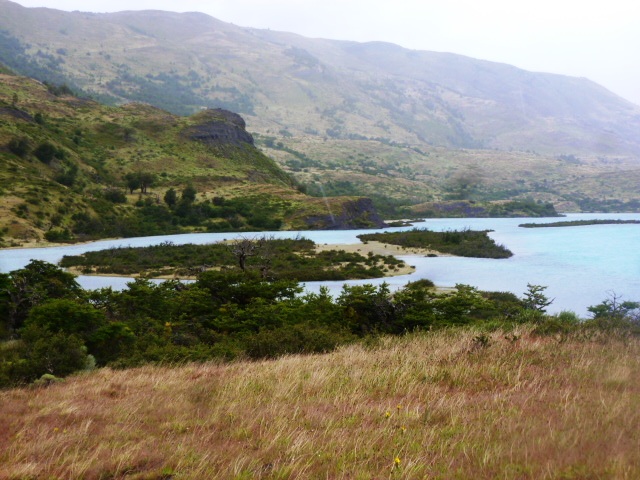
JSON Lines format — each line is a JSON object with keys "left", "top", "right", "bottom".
{"left": 59, "top": 237, "right": 405, "bottom": 279}
{"left": 1, "top": 260, "right": 638, "bottom": 388}
{"left": 358, "top": 228, "right": 513, "bottom": 258}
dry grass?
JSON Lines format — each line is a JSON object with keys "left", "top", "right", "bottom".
{"left": 2, "top": 327, "right": 640, "bottom": 479}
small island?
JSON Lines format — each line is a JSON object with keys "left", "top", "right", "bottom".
{"left": 59, "top": 237, "right": 409, "bottom": 281}
{"left": 357, "top": 228, "right": 513, "bottom": 259}
{"left": 519, "top": 219, "right": 640, "bottom": 228}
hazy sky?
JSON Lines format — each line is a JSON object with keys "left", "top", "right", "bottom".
{"left": 12, "top": 0, "right": 640, "bottom": 106}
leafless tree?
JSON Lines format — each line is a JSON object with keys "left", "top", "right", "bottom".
{"left": 227, "top": 235, "right": 277, "bottom": 275}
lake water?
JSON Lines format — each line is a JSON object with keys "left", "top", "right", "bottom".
{"left": 1, "top": 212, "right": 639, "bottom": 317}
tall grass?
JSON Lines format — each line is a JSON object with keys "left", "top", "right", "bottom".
{"left": 2, "top": 326, "right": 639, "bottom": 479}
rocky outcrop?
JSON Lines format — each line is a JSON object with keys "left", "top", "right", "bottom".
{"left": 183, "top": 108, "right": 254, "bottom": 147}
{"left": 305, "top": 198, "right": 388, "bottom": 230}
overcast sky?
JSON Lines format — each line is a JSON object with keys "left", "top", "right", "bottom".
{"left": 12, "top": 0, "right": 640, "bottom": 106}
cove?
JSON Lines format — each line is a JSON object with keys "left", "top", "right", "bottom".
{"left": 1, "top": 213, "right": 639, "bottom": 317}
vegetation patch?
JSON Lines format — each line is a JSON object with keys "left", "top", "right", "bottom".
{"left": 59, "top": 237, "right": 405, "bottom": 280}
{"left": 358, "top": 228, "right": 513, "bottom": 258}
{"left": 520, "top": 219, "right": 640, "bottom": 228}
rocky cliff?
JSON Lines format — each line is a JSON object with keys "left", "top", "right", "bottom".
{"left": 183, "top": 108, "right": 254, "bottom": 147}
{"left": 305, "top": 198, "right": 388, "bottom": 230}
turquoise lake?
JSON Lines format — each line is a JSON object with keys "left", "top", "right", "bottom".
{"left": 1, "top": 212, "right": 638, "bottom": 317}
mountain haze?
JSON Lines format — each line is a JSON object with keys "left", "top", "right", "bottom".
{"left": 1, "top": 0, "right": 639, "bottom": 156}
{"left": 0, "top": 0, "right": 639, "bottom": 215}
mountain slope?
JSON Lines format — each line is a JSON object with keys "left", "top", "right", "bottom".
{"left": 0, "top": 0, "right": 639, "bottom": 214}
{"left": 0, "top": 73, "right": 383, "bottom": 246}
{"left": 0, "top": 0, "right": 639, "bottom": 156}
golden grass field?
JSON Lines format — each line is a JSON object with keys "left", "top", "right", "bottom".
{"left": 2, "top": 326, "right": 640, "bottom": 479}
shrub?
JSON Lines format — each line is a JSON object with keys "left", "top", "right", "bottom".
{"left": 55, "top": 165, "right": 78, "bottom": 187}
{"left": 7, "top": 137, "right": 30, "bottom": 157}
{"left": 44, "top": 228, "right": 75, "bottom": 243}
{"left": 33, "top": 142, "right": 59, "bottom": 164}
{"left": 532, "top": 311, "right": 579, "bottom": 336}
{"left": 245, "top": 323, "right": 353, "bottom": 359}
{"left": 19, "top": 325, "right": 89, "bottom": 380}
{"left": 103, "top": 188, "right": 127, "bottom": 204}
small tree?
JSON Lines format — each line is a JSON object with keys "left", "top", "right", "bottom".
{"left": 125, "top": 173, "right": 140, "bottom": 194}
{"left": 588, "top": 292, "right": 640, "bottom": 320}
{"left": 181, "top": 184, "right": 197, "bottom": 203}
{"left": 164, "top": 188, "right": 177, "bottom": 207}
{"left": 139, "top": 172, "right": 155, "bottom": 193}
{"left": 228, "top": 236, "right": 262, "bottom": 272}
{"left": 21, "top": 325, "right": 88, "bottom": 378}
{"left": 522, "top": 284, "right": 553, "bottom": 313}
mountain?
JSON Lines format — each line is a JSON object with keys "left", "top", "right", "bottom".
{"left": 0, "top": 73, "right": 384, "bottom": 246}
{"left": 0, "top": 0, "right": 639, "bottom": 213}
{"left": 1, "top": 0, "right": 639, "bottom": 155}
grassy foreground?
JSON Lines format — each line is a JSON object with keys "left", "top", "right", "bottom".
{"left": 2, "top": 327, "right": 639, "bottom": 479}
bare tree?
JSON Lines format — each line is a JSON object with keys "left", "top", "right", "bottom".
{"left": 228, "top": 236, "right": 261, "bottom": 272}
{"left": 227, "top": 235, "right": 278, "bottom": 275}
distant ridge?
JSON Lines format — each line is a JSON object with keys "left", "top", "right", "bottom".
{"left": 0, "top": 0, "right": 639, "bottom": 156}
{"left": 1, "top": 0, "right": 639, "bottom": 217}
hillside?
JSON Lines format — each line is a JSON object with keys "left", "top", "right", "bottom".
{"left": 0, "top": 0, "right": 638, "bottom": 213}
{"left": 1, "top": 0, "right": 639, "bottom": 155}
{"left": 0, "top": 73, "right": 383, "bottom": 246}
{"left": 2, "top": 327, "right": 639, "bottom": 478}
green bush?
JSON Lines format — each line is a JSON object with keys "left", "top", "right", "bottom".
{"left": 532, "top": 311, "right": 579, "bottom": 336}
{"left": 44, "top": 228, "right": 75, "bottom": 243}
{"left": 103, "top": 188, "right": 127, "bottom": 204}
{"left": 245, "top": 323, "right": 353, "bottom": 359}
{"left": 33, "top": 142, "right": 61, "bottom": 164}
{"left": 7, "top": 137, "right": 30, "bottom": 157}
{"left": 19, "top": 324, "right": 89, "bottom": 380}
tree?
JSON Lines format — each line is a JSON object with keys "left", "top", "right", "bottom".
{"left": 140, "top": 172, "right": 156, "bottom": 193}
{"left": 0, "top": 274, "right": 12, "bottom": 338}
{"left": 181, "top": 184, "right": 197, "bottom": 203}
{"left": 3, "top": 261, "right": 81, "bottom": 334}
{"left": 228, "top": 236, "right": 262, "bottom": 272}
{"left": 125, "top": 172, "right": 156, "bottom": 194}
{"left": 20, "top": 324, "right": 89, "bottom": 378}
{"left": 197, "top": 270, "right": 301, "bottom": 308}
{"left": 337, "top": 283, "right": 396, "bottom": 335}
{"left": 164, "top": 188, "right": 177, "bottom": 207}
{"left": 446, "top": 165, "right": 485, "bottom": 200}
{"left": 125, "top": 173, "right": 141, "bottom": 194}
{"left": 588, "top": 292, "right": 640, "bottom": 321}
{"left": 24, "top": 298, "right": 106, "bottom": 340}
{"left": 522, "top": 284, "right": 553, "bottom": 313}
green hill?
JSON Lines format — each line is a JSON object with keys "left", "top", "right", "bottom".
{"left": 0, "top": 73, "right": 384, "bottom": 246}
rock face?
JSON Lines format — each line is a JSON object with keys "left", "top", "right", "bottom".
{"left": 183, "top": 108, "right": 254, "bottom": 147}
{"left": 306, "top": 198, "right": 388, "bottom": 230}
